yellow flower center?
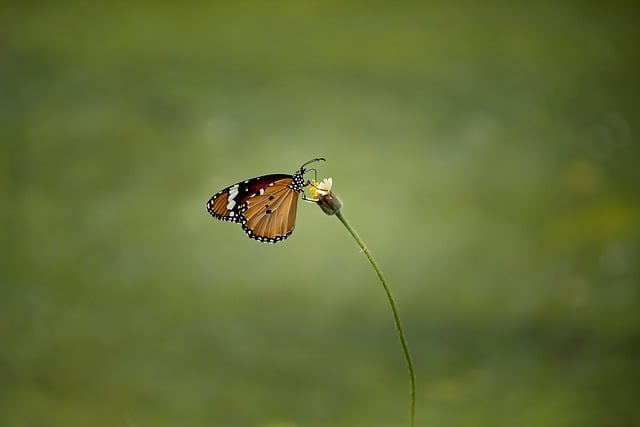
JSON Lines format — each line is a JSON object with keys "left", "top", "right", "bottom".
{"left": 308, "top": 178, "right": 332, "bottom": 200}
{"left": 309, "top": 180, "right": 321, "bottom": 200}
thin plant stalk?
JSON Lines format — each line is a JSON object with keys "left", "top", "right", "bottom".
{"left": 334, "top": 209, "right": 416, "bottom": 427}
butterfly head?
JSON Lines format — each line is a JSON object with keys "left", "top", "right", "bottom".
{"left": 291, "top": 157, "right": 326, "bottom": 192}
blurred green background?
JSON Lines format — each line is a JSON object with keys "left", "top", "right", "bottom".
{"left": 2, "top": 1, "right": 639, "bottom": 426}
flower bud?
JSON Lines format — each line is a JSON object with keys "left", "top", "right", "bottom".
{"left": 317, "top": 192, "right": 342, "bottom": 215}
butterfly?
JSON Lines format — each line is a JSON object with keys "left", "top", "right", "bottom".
{"left": 206, "top": 158, "right": 325, "bottom": 243}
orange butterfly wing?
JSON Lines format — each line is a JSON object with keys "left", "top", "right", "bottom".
{"left": 242, "top": 179, "right": 300, "bottom": 243}
{"left": 206, "top": 174, "right": 292, "bottom": 224}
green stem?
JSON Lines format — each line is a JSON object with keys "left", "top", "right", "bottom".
{"left": 335, "top": 209, "right": 416, "bottom": 427}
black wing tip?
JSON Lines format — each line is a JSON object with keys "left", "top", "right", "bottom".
{"left": 206, "top": 198, "right": 245, "bottom": 224}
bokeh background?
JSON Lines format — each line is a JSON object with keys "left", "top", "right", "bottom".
{"left": 2, "top": 1, "right": 639, "bottom": 426}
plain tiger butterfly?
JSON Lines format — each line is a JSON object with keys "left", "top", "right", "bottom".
{"left": 206, "top": 158, "right": 325, "bottom": 243}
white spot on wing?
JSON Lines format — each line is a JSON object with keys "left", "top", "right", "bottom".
{"left": 226, "top": 184, "right": 239, "bottom": 210}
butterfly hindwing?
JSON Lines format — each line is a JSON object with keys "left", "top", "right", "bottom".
{"left": 241, "top": 181, "right": 300, "bottom": 243}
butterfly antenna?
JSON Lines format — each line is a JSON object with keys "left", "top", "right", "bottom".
{"left": 300, "top": 157, "right": 326, "bottom": 171}
{"left": 304, "top": 167, "right": 320, "bottom": 182}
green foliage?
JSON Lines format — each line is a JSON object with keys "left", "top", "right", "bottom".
{"left": 2, "top": 1, "right": 639, "bottom": 426}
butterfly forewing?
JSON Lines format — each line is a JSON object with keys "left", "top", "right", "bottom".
{"left": 206, "top": 174, "right": 292, "bottom": 222}
{"left": 208, "top": 189, "right": 242, "bottom": 223}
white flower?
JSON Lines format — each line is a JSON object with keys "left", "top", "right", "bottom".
{"left": 309, "top": 177, "right": 333, "bottom": 199}
{"left": 309, "top": 177, "right": 341, "bottom": 215}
